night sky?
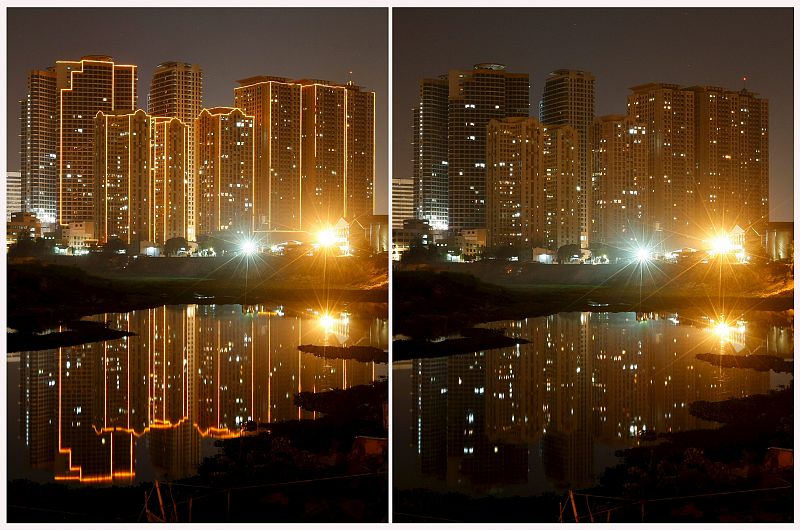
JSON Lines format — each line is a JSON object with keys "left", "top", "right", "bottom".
{"left": 393, "top": 8, "right": 794, "bottom": 222}
{"left": 6, "top": 7, "right": 389, "bottom": 214}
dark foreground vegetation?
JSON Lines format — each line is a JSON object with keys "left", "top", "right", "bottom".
{"left": 393, "top": 327, "right": 529, "bottom": 362}
{"left": 9, "top": 381, "right": 388, "bottom": 522}
{"left": 7, "top": 319, "right": 134, "bottom": 353}
{"left": 395, "top": 384, "right": 793, "bottom": 523}
{"left": 298, "top": 344, "right": 387, "bottom": 363}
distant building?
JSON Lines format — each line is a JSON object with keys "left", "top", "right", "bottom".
{"left": 94, "top": 110, "right": 188, "bottom": 246}
{"left": 627, "top": 83, "right": 695, "bottom": 247}
{"left": 20, "top": 68, "right": 57, "bottom": 229}
{"left": 765, "top": 222, "right": 793, "bottom": 261}
{"left": 195, "top": 107, "right": 255, "bottom": 237}
{"left": 413, "top": 64, "right": 529, "bottom": 232}
{"left": 7, "top": 211, "right": 42, "bottom": 245}
{"left": 234, "top": 76, "right": 302, "bottom": 232}
{"left": 392, "top": 219, "right": 432, "bottom": 261}
{"left": 391, "top": 177, "right": 414, "bottom": 230}
{"left": 7, "top": 171, "right": 22, "bottom": 221}
{"left": 349, "top": 214, "right": 389, "bottom": 255}
{"left": 591, "top": 115, "right": 648, "bottom": 248}
{"left": 689, "top": 85, "right": 769, "bottom": 234}
{"left": 540, "top": 70, "right": 595, "bottom": 249}
{"left": 63, "top": 220, "right": 97, "bottom": 251}
{"left": 56, "top": 56, "right": 138, "bottom": 226}
{"left": 148, "top": 62, "right": 203, "bottom": 241}
{"left": 299, "top": 80, "right": 375, "bottom": 231}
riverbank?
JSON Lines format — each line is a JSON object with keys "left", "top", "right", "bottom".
{"left": 393, "top": 268, "right": 793, "bottom": 342}
{"left": 298, "top": 345, "right": 388, "bottom": 363}
{"left": 8, "top": 259, "right": 387, "bottom": 334}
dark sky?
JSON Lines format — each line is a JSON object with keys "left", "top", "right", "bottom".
{"left": 7, "top": 7, "right": 389, "bottom": 214}
{"left": 394, "top": 8, "right": 794, "bottom": 222}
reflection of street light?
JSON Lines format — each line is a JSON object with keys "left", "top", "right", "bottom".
{"left": 317, "top": 228, "right": 337, "bottom": 248}
{"left": 319, "top": 313, "right": 335, "bottom": 332}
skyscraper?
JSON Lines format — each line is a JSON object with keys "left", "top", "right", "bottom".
{"left": 689, "top": 85, "right": 769, "bottom": 234}
{"left": 94, "top": 111, "right": 188, "bottom": 246}
{"left": 447, "top": 64, "right": 529, "bottom": 231}
{"left": 6, "top": 171, "right": 22, "bottom": 221}
{"left": 148, "top": 62, "right": 202, "bottom": 241}
{"left": 486, "top": 117, "right": 546, "bottom": 248}
{"left": 540, "top": 69, "right": 595, "bottom": 249}
{"left": 56, "top": 56, "right": 137, "bottom": 226}
{"left": 195, "top": 107, "right": 255, "bottom": 236}
{"left": 543, "top": 125, "right": 580, "bottom": 250}
{"left": 299, "top": 80, "right": 375, "bottom": 230}
{"left": 19, "top": 68, "right": 57, "bottom": 228}
{"left": 591, "top": 115, "right": 648, "bottom": 247}
{"left": 94, "top": 110, "right": 154, "bottom": 246}
{"left": 234, "top": 76, "right": 302, "bottom": 232}
{"left": 391, "top": 176, "right": 414, "bottom": 230}
{"left": 412, "top": 76, "right": 449, "bottom": 230}
{"left": 627, "top": 83, "right": 695, "bottom": 247}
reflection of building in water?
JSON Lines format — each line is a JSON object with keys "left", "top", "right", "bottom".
{"left": 411, "top": 358, "right": 447, "bottom": 477}
{"left": 19, "top": 305, "right": 383, "bottom": 483}
{"left": 410, "top": 311, "right": 778, "bottom": 492}
{"left": 19, "top": 349, "right": 58, "bottom": 470}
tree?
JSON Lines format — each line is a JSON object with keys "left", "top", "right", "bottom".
{"left": 401, "top": 237, "right": 442, "bottom": 264}
{"left": 164, "top": 236, "right": 189, "bottom": 256}
{"left": 557, "top": 243, "right": 581, "bottom": 264}
{"left": 103, "top": 237, "right": 127, "bottom": 254}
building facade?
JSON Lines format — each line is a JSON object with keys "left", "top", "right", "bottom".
{"left": 148, "top": 62, "right": 202, "bottom": 241}
{"left": 543, "top": 125, "right": 581, "bottom": 250}
{"left": 391, "top": 176, "right": 414, "bottom": 230}
{"left": 540, "top": 70, "right": 595, "bottom": 249}
{"left": 689, "top": 86, "right": 769, "bottom": 235}
{"left": 412, "top": 77, "right": 449, "bottom": 230}
{"left": 234, "top": 76, "right": 303, "bottom": 232}
{"left": 19, "top": 69, "right": 58, "bottom": 228}
{"left": 195, "top": 107, "right": 255, "bottom": 237}
{"left": 7, "top": 171, "right": 22, "bottom": 221}
{"left": 56, "top": 56, "right": 137, "bottom": 226}
{"left": 591, "top": 115, "right": 648, "bottom": 248}
{"left": 447, "top": 64, "right": 529, "bottom": 231}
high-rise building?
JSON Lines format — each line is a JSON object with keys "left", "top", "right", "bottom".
{"left": 591, "top": 115, "right": 648, "bottom": 247}
{"left": 234, "top": 76, "right": 302, "bottom": 232}
{"left": 540, "top": 70, "right": 595, "bottom": 249}
{"left": 6, "top": 171, "right": 22, "bottom": 221}
{"left": 195, "top": 107, "right": 255, "bottom": 237}
{"left": 688, "top": 86, "right": 769, "bottom": 234}
{"left": 94, "top": 110, "right": 188, "bottom": 246}
{"left": 486, "top": 117, "right": 546, "bottom": 248}
{"left": 299, "top": 80, "right": 375, "bottom": 231}
{"left": 151, "top": 117, "right": 189, "bottom": 244}
{"left": 94, "top": 110, "right": 153, "bottom": 246}
{"left": 148, "top": 62, "right": 202, "bottom": 241}
{"left": 627, "top": 84, "right": 695, "bottom": 247}
{"left": 412, "top": 76, "right": 449, "bottom": 230}
{"left": 447, "top": 64, "right": 529, "bottom": 231}
{"left": 56, "top": 56, "right": 137, "bottom": 226}
{"left": 391, "top": 177, "right": 414, "bottom": 230}
{"left": 543, "top": 125, "right": 580, "bottom": 250}
{"left": 19, "top": 68, "right": 57, "bottom": 228}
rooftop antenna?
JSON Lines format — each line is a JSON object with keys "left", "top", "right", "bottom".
{"left": 347, "top": 70, "right": 354, "bottom": 86}
{"left": 742, "top": 75, "right": 747, "bottom": 90}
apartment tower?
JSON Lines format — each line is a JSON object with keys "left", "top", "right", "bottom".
{"left": 486, "top": 117, "right": 547, "bottom": 248}
{"left": 591, "top": 115, "right": 648, "bottom": 247}
{"left": 19, "top": 68, "right": 58, "bottom": 228}
{"left": 688, "top": 86, "right": 769, "bottom": 234}
{"left": 543, "top": 125, "right": 580, "bottom": 250}
{"left": 56, "top": 56, "right": 137, "bottom": 226}
{"left": 148, "top": 62, "right": 202, "bottom": 240}
{"left": 234, "top": 76, "right": 302, "bottom": 232}
{"left": 299, "top": 80, "right": 375, "bottom": 231}
{"left": 627, "top": 84, "right": 695, "bottom": 247}
{"left": 412, "top": 76, "right": 449, "bottom": 230}
{"left": 540, "top": 69, "right": 595, "bottom": 249}
{"left": 195, "top": 107, "right": 255, "bottom": 236}
{"left": 447, "top": 64, "right": 529, "bottom": 231}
